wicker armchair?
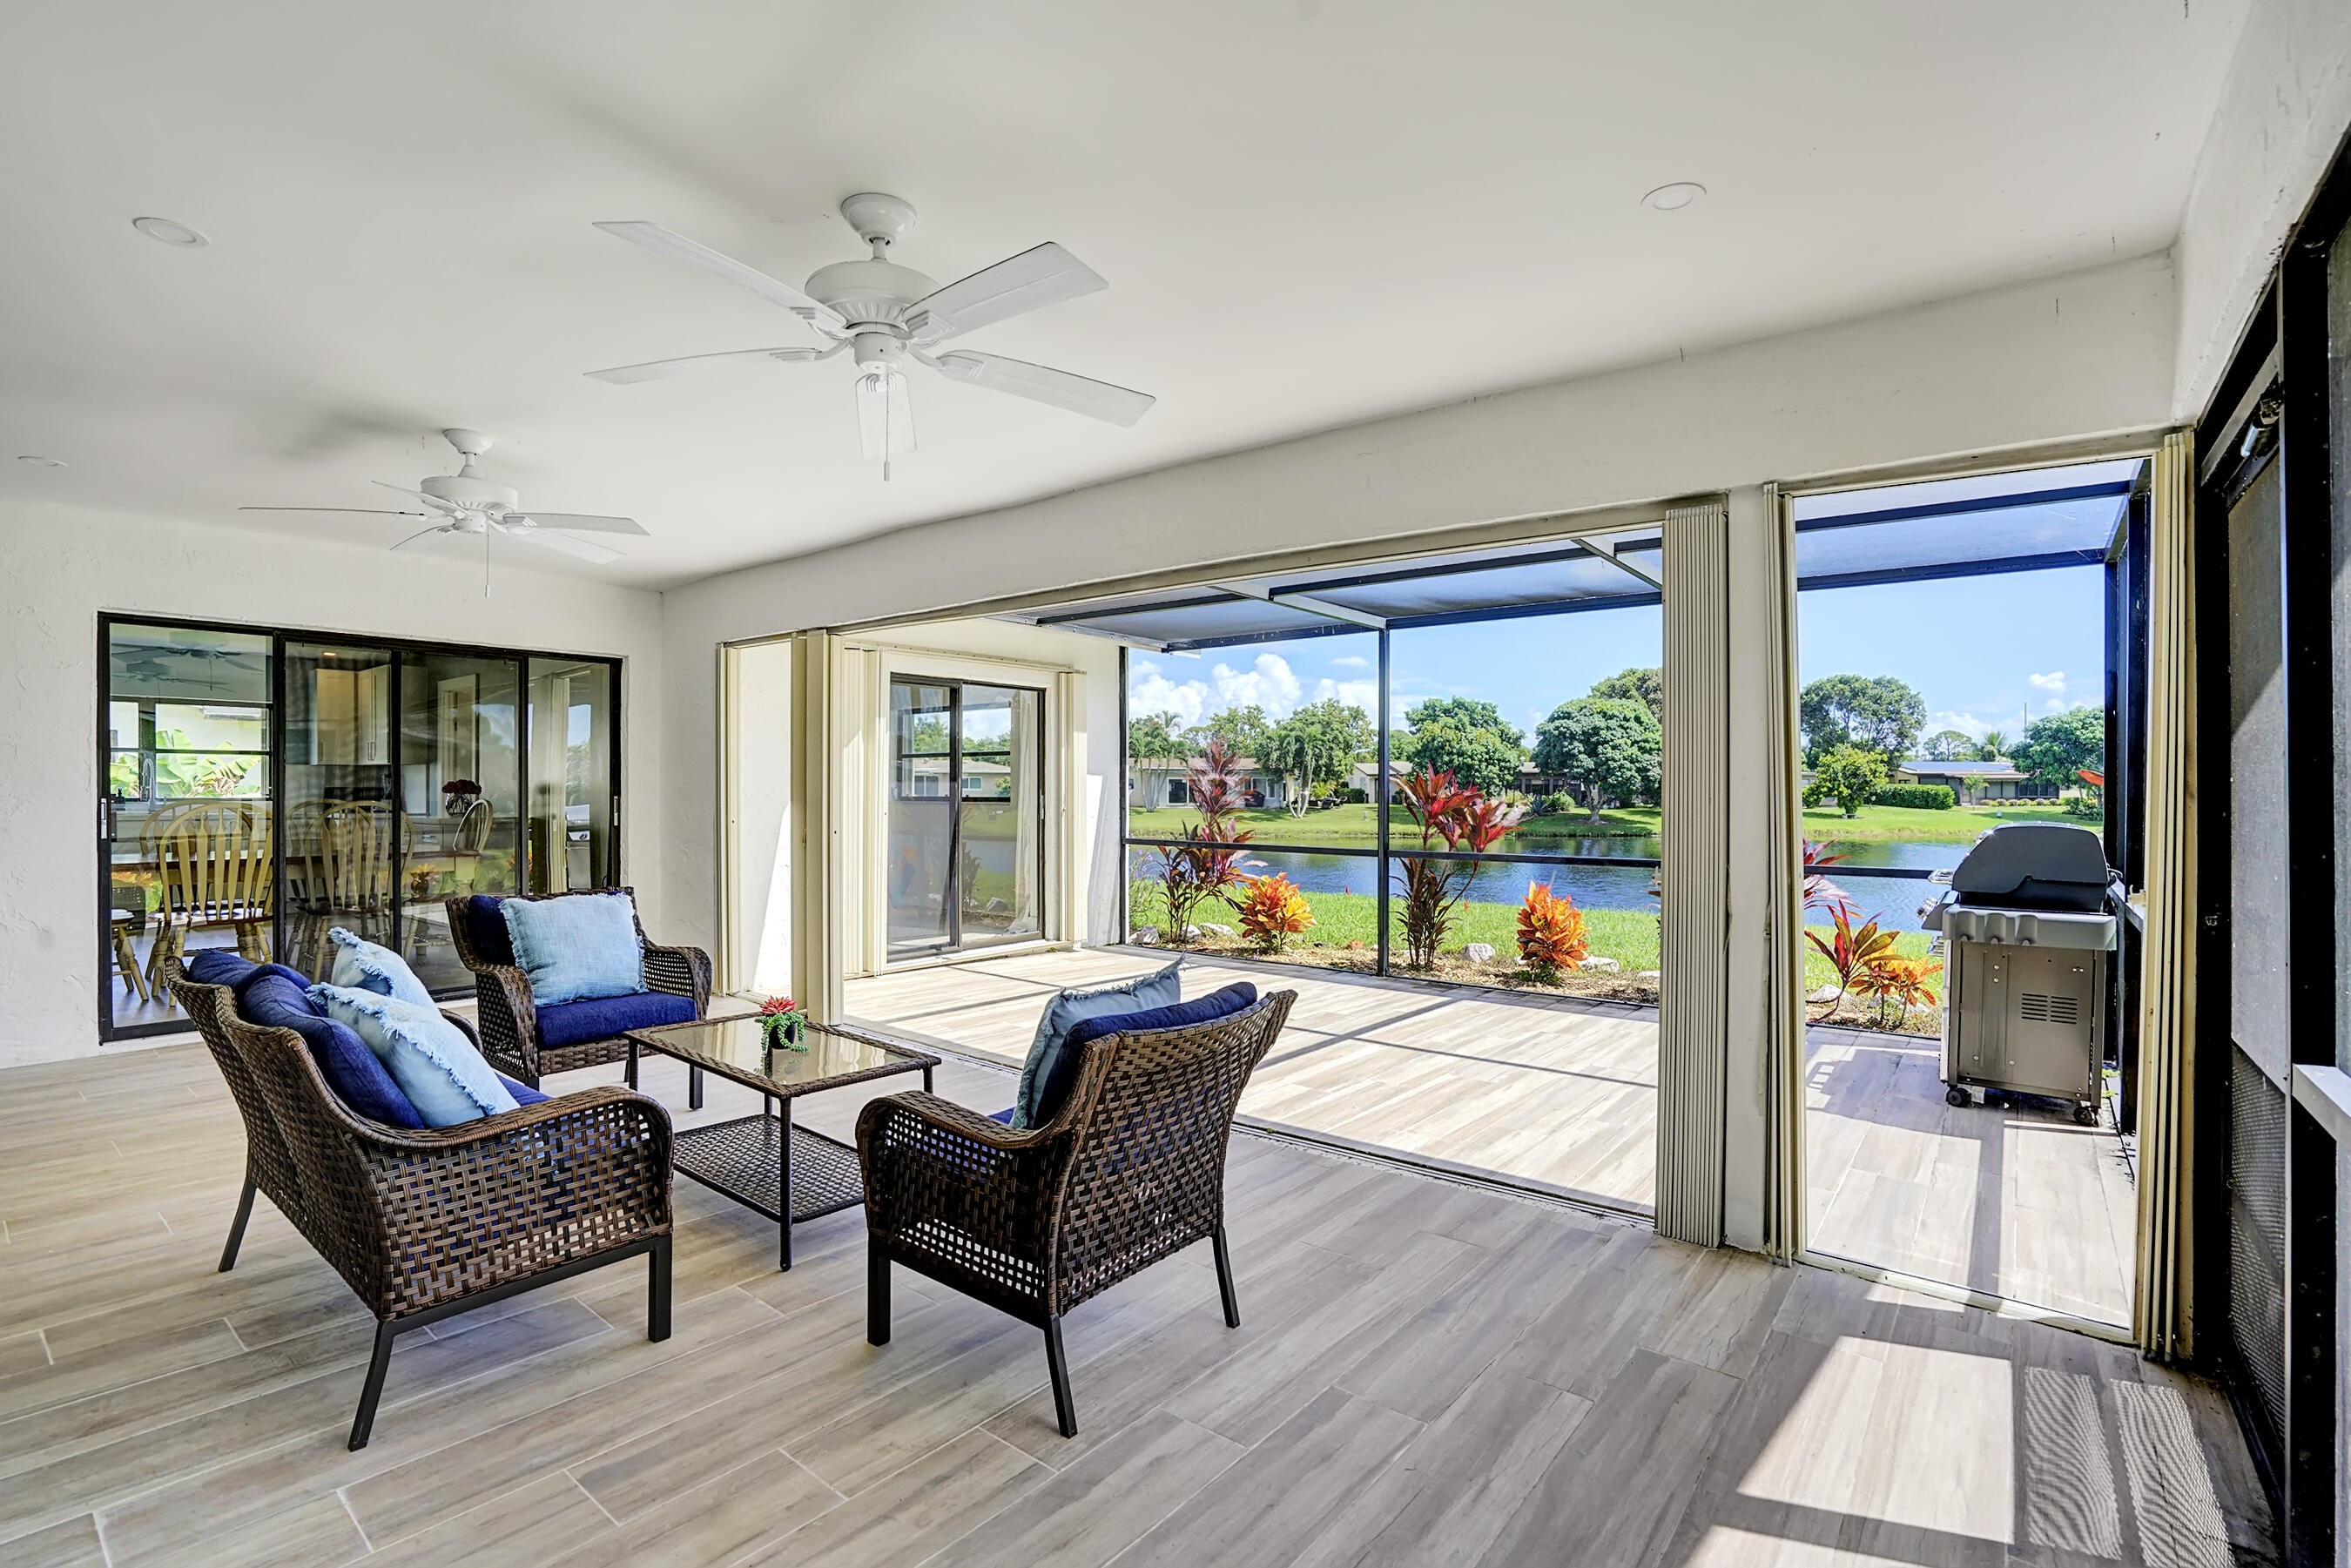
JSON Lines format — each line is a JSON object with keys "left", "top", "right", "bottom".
{"left": 446, "top": 888, "right": 712, "bottom": 1087}
{"left": 170, "top": 968, "right": 674, "bottom": 1450}
{"left": 857, "top": 990, "right": 1293, "bottom": 1437}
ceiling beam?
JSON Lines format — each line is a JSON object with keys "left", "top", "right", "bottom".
{"left": 1578, "top": 535, "right": 1664, "bottom": 591}
{"left": 1213, "top": 581, "right": 1387, "bottom": 630}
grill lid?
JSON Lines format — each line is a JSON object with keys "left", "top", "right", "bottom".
{"left": 1951, "top": 822, "right": 2111, "bottom": 912}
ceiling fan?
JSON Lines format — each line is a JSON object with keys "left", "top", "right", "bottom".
{"left": 587, "top": 193, "right": 1155, "bottom": 477}
{"left": 241, "top": 429, "right": 647, "bottom": 585}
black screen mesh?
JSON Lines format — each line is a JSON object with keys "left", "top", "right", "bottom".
{"left": 2226, "top": 1042, "right": 2288, "bottom": 1464}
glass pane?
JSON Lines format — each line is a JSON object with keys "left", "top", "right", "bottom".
{"left": 403, "top": 652, "right": 523, "bottom": 992}
{"left": 106, "top": 623, "right": 274, "bottom": 1033}
{"left": 886, "top": 681, "right": 954, "bottom": 955}
{"left": 280, "top": 643, "right": 396, "bottom": 983}
{"left": 528, "top": 659, "right": 616, "bottom": 897}
{"left": 957, "top": 685, "right": 1042, "bottom": 944}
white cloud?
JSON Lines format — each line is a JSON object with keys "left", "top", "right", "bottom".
{"left": 1310, "top": 677, "right": 1377, "bottom": 713}
{"left": 1328, "top": 655, "right": 1370, "bottom": 670}
{"left": 1128, "top": 658, "right": 1206, "bottom": 727}
{"left": 2027, "top": 671, "right": 2065, "bottom": 697}
{"left": 1927, "top": 711, "right": 1991, "bottom": 739}
{"left": 1210, "top": 653, "right": 1303, "bottom": 715}
{"left": 1130, "top": 651, "right": 1339, "bottom": 730}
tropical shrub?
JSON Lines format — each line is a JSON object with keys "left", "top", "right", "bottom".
{"left": 1802, "top": 840, "right": 1856, "bottom": 920}
{"left": 1148, "top": 741, "right": 1259, "bottom": 939}
{"left": 1872, "top": 783, "right": 1955, "bottom": 810}
{"left": 1542, "top": 791, "right": 1578, "bottom": 817}
{"left": 2063, "top": 794, "right": 2102, "bottom": 818}
{"left": 1395, "top": 767, "right": 1527, "bottom": 969}
{"left": 1516, "top": 882, "right": 1589, "bottom": 981}
{"left": 1803, "top": 745, "right": 1889, "bottom": 818}
{"left": 1806, "top": 904, "right": 1899, "bottom": 1019}
{"left": 1235, "top": 873, "right": 1315, "bottom": 952}
{"left": 1850, "top": 953, "right": 1943, "bottom": 1028}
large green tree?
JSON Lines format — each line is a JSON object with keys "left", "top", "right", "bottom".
{"left": 1976, "top": 730, "right": 2011, "bottom": 761}
{"left": 1922, "top": 728, "right": 1978, "bottom": 762}
{"left": 1398, "top": 697, "right": 1526, "bottom": 798}
{"left": 1588, "top": 666, "right": 1665, "bottom": 724}
{"left": 1258, "top": 697, "right": 1375, "bottom": 816}
{"left": 1127, "top": 710, "right": 1189, "bottom": 764}
{"left": 2011, "top": 707, "right": 2105, "bottom": 789}
{"left": 1799, "top": 674, "right": 1927, "bottom": 764}
{"left": 1532, "top": 697, "right": 1663, "bottom": 824}
{"left": 1185, "top": 703, "right": 1270, "bottom": 760}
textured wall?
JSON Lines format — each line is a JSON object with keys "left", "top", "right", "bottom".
{"left": 0, "top": 501, "right": 664, "bottom": 1066}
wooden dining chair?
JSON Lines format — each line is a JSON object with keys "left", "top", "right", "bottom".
{"left": 153, "top": 801, "right": 273, "bottom": 973}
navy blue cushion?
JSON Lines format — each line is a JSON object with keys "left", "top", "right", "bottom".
{"left": 237, "top": 972, "right": 427, "bottom": 1129}
{"left": 464, "top": 895, "right": 515, "bottom": 966}
{"left": 1027, "top": 982, "right": 1258, "bottom": 1128}
{"left": 499, "top": 1073, "right": 552, "bottom": 1107}
{"left": 185, "top": 949, "right": 259, "bottom": 989}
{"left": 988, "top": 1107, "right": 1016, "bottom": 1125}
{"left": 534, "top": 989, "right": 696, "bottom": 1049}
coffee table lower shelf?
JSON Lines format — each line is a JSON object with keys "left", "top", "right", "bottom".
{"left": 671, "top": 1114, "right": 866, "bottom": 1268}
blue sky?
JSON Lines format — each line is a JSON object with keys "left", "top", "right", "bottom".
{"left": 1127, "top": 563, "right": 2105, "bottom": 747}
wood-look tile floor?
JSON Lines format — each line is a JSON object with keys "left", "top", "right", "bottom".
{"left": 1803, "top": 1026, "right": 2139, "bottom": 1327}
{"left": 846, "top": 949, "right": 1661, "bottom": 1212}
{"left": 0, "top": 1034, "right": 2272, "bottom": 1565}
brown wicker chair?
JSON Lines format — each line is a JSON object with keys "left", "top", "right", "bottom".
{"left": 445, "top": 888, "right": 713, "bottom": 1087}
{"left": 856, "top": 990, "right": 1293, "bottom": 1437}
{"left": 169, "top": 967, "right": 674, "bottom": 1450}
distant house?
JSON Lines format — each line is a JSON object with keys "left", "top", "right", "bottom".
{"left": 1892, "top": 757, "right": 2053, "bottom": 802}
{"left": 1128, "top": 757, "right": 1290, "bottom": 810}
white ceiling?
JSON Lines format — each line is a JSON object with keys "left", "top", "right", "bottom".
{"left": 0, "top": 2, "right": 2249, "bottom": 590}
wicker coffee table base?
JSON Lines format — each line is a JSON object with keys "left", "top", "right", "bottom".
{"left": 674, "top": 1114, "right": 868, "bottom": 1268}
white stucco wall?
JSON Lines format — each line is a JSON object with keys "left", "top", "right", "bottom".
{"left": 2171, "top": 0, "right": 2351, "bottom": 418}
{"left": 0, "top": 501, "right": 665, "bottom": 1066}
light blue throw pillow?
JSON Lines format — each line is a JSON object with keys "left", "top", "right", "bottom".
{"left": 309, "top": 985, "right": 520, "bottom": 1127}
{"left": 1011, "top": 959, "right": 1183, "bottom": 1129}
{"left": 327, "top": 926, "right": 434, "bottom": 1007}
{"left": 502, "top": 892, "right": 644, "bottom": 1006}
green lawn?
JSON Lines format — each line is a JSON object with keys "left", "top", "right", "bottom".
{"left": 1127, "top": 803, "right": 1660, "bottom": 847}
{"left": 1802, "top": 800, "right": 2098, "bottom": 844}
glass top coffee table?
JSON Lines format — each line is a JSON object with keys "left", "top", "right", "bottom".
{"left": 623, "top": 1013, "right": 939, "bottom": 1270}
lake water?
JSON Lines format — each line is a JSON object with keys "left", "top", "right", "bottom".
{"left": 1129, "top": 834, "right": 1964, "bottom": 931}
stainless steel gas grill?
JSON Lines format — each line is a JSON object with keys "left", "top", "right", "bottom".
{"left": 1917, "top": 822, "right": 2119, "bottom": 1124}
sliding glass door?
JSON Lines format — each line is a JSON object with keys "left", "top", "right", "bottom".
{"left": 99, "top": 616, "right": 623, "bottom": 1040}
{"left": 886, "top": 676, "right": 1044, "bottom": 960}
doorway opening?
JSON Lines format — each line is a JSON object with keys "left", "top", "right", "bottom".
{"left": 1789, "top": 457, "right": 2148, "bottom": 1327}
{"left": 885, "top": 676, "right": 1046, "bottom": 961}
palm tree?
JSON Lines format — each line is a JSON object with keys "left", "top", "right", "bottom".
{"left": 1976, "top": 730, "right": 2010, "bottom": 761}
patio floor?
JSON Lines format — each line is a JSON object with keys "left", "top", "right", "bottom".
{"left": 845, "top": 947, "right": 1661, "bottom": 1213}
{"left": 849, "top": 950, "right": 2140, "bottom": 1324}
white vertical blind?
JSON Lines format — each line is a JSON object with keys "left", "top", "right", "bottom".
{"left": 1759, "top": 486, "right": 1808, "bottom": 1261}
{"left": 1658, "top": 497, "right": 1733, "bottom": 1247}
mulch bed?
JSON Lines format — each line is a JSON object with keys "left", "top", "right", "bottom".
{"left": 1134, "top": 936, "right": 1663, "bottom": 1005}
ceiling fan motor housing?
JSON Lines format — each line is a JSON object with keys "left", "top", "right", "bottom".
{"left": 805, "top": 258, "right": 937, "bottom": 330}
{"left": 420, "top": 473, "right": 521, "bottom": 514}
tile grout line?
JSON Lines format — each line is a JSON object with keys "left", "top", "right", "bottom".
{"left": 565, "top": 1469, "right": 623, "bottom": 1529}
{"left": 334, "top": 1488, "right": 374, "bottom": 1555}
{"left": 92, "top": 1509, "right": 116, "bottom": 1568}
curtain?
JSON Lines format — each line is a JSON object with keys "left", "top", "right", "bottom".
{"left": 2134, "top": 429, "right": 2199, "bottom": 1359}
{"left": 1658, "top": 498, "right": 1733, "bottom": 1247}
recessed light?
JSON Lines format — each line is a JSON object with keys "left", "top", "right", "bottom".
{"left": 1642, "top": 183, "right": 1706, "bottom": 212}
{"left": 16, "top": 454, "right": 66, "bottom": 468}
{"left": 131, "top": 216, "right": 208, "bottom": 247}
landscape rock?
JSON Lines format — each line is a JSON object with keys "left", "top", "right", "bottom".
{"left": 1463, "top": 943, "right": 1497, "bottom": 964}
{"left": 1131, "top": 927, "right": 1161, "bottom": 946}
{"left": 1807, "top": 985, "right": 1842, "bottom": 1005}
{"left": 1580, "top": 956, "right": 1621, "bottom": 974}
{"left": 1638, "top": 970, "right": 1662, "bottom": 981}
{"left": 1199, "top": 923, "right": 1235, "bottom": 939}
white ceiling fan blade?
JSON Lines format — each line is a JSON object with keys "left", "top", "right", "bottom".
{"left": 930, "top": 351, "right": 1155, "bottom": 427}
{"left": 508, "top": 512, "right": 649, "bottom": 536}
{"left": 594, "top": 221, "right": 847, "bottom": 333}
{"left": 585, "top": 346, "right": 823, "bottom": 384}
{"left": 239, "top": 506, "right": 429, "bottom": 517}
{"left": 907, "top": 242, "right": 1105, "bottom": 341}
{"left": 373, "top": 481, "right": 466, "bottom": 515}
{"left": 500, "top": 524, "right": 622, "bottom": 563}
{"left": 857, "top": 371, "right": 915, "bottom": 461}
{"left": 389, "top": 524, "right": 455, "bottom": 552}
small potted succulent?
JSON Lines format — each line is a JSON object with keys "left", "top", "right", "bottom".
{"left": 758, "top": 994, "right": 809, "bottom": 1053}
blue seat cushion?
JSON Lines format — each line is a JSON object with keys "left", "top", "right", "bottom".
{"left": 502, "top": 892, "right": 644, "bottom": 1005}
{"left": 500, "top": 1073, "right": 551, "bottom": 1107}
{"left": 185, "top": 949, "right": 259, "bottom": 989}
{"left": 1013, "top": 959, "right": 1184, "bottom": 1130}
{"left": 534, "top": 988, "right": 697, "bottom": 1049}
{"left": 464, "top": 895, "right": 515, "bottom": 966}
{"left": 1018, "top": 981, "right": 1258, "bottom": 1130}
{"left": 236, "top": 972, "right": 426, "bottom": 1129}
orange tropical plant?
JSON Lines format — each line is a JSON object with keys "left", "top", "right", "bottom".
{"left": 1806, "top": 903, "right": 1900, "bottom": 1020}
{"left": 1235, "top": 873, "right": 1315, "bottom": 952}
{"left": 1516, "top": 882, "right": 1589, "bottom": 981}
{"left": 1852, "top": 953, "right": 1943, "bottom": 1028}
